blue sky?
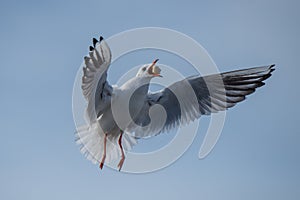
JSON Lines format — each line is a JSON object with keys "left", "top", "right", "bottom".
{"left": 0, "top": 0, "right": 299, "bottom": 199}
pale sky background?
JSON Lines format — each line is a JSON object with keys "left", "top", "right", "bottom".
{"left": 0, "top": 0, "right": 299, "bottom": 199}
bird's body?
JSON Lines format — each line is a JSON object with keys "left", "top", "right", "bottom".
{"left": 99, "top": 76, "right": 151, "bottom": 133}
{"left": 76, "top": 36, "right": 275, "bottom": 171}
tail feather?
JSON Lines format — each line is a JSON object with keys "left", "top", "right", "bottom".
{"left": 75, "top": 122, "right": 137, "bottom": 165}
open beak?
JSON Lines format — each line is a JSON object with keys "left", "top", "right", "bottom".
{"left": 148, "top": 59, "right": 162, "bottom": 77}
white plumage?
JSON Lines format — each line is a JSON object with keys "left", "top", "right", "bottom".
{"left": 75, "top": 36, "right": 275, "bottom": 171}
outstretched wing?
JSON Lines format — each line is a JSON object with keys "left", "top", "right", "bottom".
{"left": 131, "top": 64, "right": 275, "bottom": 137}
{"left": 81, "top": 36, "right": 112, "bottom": 124}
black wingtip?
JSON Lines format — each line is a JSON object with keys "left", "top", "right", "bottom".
{"left": 92, "top": 38, "right": 98, "bottom": 47}
{"left": 99, "top": 36, "right": 104, "bottom": 42}
{"left": 89, "top": 46, "right": 94, "bottom": 51}
{"left": 270, "top": 64, "right": 275, "bottom": 68}
{"left": 269, "top": 64, "right": 276, "bottom": 72}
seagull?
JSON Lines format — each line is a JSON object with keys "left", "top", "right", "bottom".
{"left": 76, "top": 36, "right": 275, "bottom": 171}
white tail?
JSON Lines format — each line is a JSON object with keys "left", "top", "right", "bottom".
{"left": 75, "top": 122, "right": 138, "bottom": 165}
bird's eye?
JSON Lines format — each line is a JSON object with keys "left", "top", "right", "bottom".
{"left": 142, "top": 67, "right": 146, "bottom": 71}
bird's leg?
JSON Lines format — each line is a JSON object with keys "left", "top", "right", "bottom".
{"left": 99, "top": 133, "right": 107, "bottom": 170}
{"left": 117, "top": 131, "right": 125, "bottom": 171}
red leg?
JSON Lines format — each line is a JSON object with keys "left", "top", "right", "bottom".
{"left": 117, "top": 131, "right": 125, "bottom": 171}
{"left": 99, "top": 133, "right": 107, "bottom": 170}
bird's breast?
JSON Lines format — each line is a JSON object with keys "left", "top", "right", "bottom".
{"left": 108, "top": 87, "right": 147, "bottom": 131}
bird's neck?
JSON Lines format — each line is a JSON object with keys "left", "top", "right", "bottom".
{"left": 121, "top": 76, "right": 151, "bottom": 94}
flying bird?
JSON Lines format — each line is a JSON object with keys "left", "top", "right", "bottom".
{"left": 76, "top": 36, "right": 275, "bottom": 171}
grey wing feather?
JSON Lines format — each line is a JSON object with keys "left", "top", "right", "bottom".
{"left": 135, "top": 64, "right": 275, "bottom": 136}
{"left": 81, "top": 37, "right": 112, "bottom": 124}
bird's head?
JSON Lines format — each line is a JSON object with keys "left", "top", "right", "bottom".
{"left": 136, "top": 59, "right": 162, "bottom": 78}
